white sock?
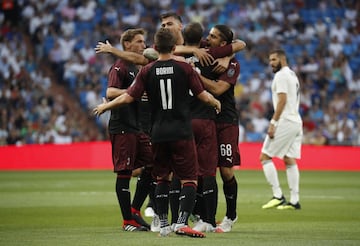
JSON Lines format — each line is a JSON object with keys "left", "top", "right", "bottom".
{"left": 262, "top": 160, "right": 282, "bottom": 198}
{"left": 286, "top": 163, "right": 300, "bottom": 204}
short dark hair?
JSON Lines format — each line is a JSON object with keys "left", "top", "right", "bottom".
{"left": 183, "top": 22, "right": 203, "bottom": 46}
{"left": 160, "top": 12, "right": 182, "bottom": 23}
{"left": 269, "top": 49, "right": 287, "bottom": 58}
{"left": 154, "top": 28, "right": 176, "bottom": 54}
{"left": 213, "top": 24, "right": 233, "bottom": 44}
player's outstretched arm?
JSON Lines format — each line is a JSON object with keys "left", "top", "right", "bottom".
{"left": 197, "top": 91, "right": 221, "bottom": 113}
{"left": 212, "top": 56, "right": 232, "bottom": 74}
{"left": 231, "top": 39, "right": 246, "bottom": 53}
{"left": 106, "top": 87, "right": 127, "bottom": 100}
{"left": 211, "top": 39, "right": 246, "bottom": 73}
{"left": 199, "top": 74, "right": 231, "bottom": 97}
{"left": 93, "top": 93, "right": 134, "bottom": 116}
{"left": 95, "top": 40, "right": 150, "bottom": 65}
{"left": 174, "top": 45, "right": 214, "bottom": 66}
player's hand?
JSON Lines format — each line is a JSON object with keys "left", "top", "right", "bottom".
{"left": 267, "top": 124, "right": 276, "bottom": 139}
{"left": 212, "top": 57, "right": 230, "bottom": 74}
{"left": 93, "top": 97, "right": 108, "bottom": 116}
{"left": 193, "top": 48, "right": 214, "bottom": 66}
{"left": 95, "top": 40, "right": 113, "bottom": 54}
{"left": 214, "top": 99, "right": 221, "bottom": 114}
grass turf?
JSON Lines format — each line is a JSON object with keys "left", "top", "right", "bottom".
{"left": 0, "top": 170, "right": 359, "bottom": 246}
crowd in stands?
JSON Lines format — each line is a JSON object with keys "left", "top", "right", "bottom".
{"left": 0, "top": 0, "right": 359, "bottom": 146}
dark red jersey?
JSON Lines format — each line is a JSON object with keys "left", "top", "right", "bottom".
{"left": 128, "top": 59, "right": 205, "bottom": 143}
{"left": 185, "top": 44, "right": 233, "bottom": 120}
{"left": 107, "top": 60, "right": 139, "bottom": 134}
{"left": 216, "top": 58, "right": 240, "bottom": 124}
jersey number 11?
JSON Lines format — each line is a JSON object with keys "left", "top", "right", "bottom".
{"left": 160, "top": 79, "right": 173, "bottom": 110}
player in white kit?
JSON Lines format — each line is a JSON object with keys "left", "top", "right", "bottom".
{"left": 260, "top": 49, "right": 303, "bottom": 210}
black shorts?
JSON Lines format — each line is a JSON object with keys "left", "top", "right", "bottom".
{"left": 216, "top": 123, "right": 241, "bottom": 167}
{"left": 152, "top": 139, "right": 198, "bottom": 181}
{"left": 110, "top": 132, "right": 153, "bottom": 172}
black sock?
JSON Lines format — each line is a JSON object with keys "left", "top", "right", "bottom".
{"left": 169, "top": 177, "right": 181, "bottom": 224}
{"left": 116, "top": 171, "right": 132, "bottom": 221}
{"left": 155, "top": 180, "right": 170, "bottom": 227}
{"left": 146, "top": 198, "right": 153, "bottom": 208}
{"left": 177, "top": 182, "right": 197, "bottom": 225}
{"left": 131, "top": 167, "right": 153, "bottom": 211}
{"left": 193, "top": 176, "right": 204, "bottom": 219}
{"left": 223, "top": 176, "right": 238, "bottom": 220}
{"left": 147, "top": 179, "right": 157, "bottom": 213}
{"left": 203, "top": 176, "right": 218, "bottom": 226}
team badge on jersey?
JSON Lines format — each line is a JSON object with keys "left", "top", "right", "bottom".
{"left": 227, "top": 68, "right": 235, "bottom": 78}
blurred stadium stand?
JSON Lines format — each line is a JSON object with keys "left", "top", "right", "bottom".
{"left": 0, "top": 0, "right": 359, "bottom": 146}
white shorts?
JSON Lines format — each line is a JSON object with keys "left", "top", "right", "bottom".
{"left": 261, "top": 119, "right": 303, "bottom": 159}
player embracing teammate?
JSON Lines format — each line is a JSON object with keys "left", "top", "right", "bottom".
{"left": 93, "top": 12, "right": 246, "bottom": 238}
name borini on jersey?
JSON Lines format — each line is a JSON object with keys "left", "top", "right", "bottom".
{"left": 156, "top": 66, "right": 174, "bottom": 75}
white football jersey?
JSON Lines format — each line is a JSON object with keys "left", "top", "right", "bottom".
{"left": 271, "top": 66, "right": 302, "bottom": 124}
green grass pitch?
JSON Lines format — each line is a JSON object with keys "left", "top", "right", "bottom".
{"left": 0, "top": 170, "right": 359, "bottom": 246}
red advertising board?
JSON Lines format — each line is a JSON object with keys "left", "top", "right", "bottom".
{"left": 0, "top": 142, "right": 359, "bottom": 171}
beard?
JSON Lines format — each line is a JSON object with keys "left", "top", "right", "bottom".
{"left": 272, "top": 63, "right": 281, "bottom": 73}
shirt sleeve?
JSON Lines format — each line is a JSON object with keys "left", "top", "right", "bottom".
{"left": 208, "top": 44, "right": 233, "bottom": 59}
{"left": 218, "top": 59, "right": 240, "bottom": 85}
{"left": 274, "top": 71, "right": 288, "bottom": 94}
{"left": 108, "top": 61, "right": 125, "bottom": 88}
{"left": 127, "top": 68, "right": 145, "bottom": 99}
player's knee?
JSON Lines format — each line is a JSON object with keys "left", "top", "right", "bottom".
{"left": 260, "top": 153, "right": 271, "bottom": 164}
{"left": 220, "top": 167, "right": 233, "bottom": 181}
{"left": 202, "top": 176, "right": 217, "bottom": 191}
{"left": 284, "top": 156, "right": 296, "bottom": 165}
{"left": 117, "top": 169, "right": 132, "bottom": 178}
{"left": 132, "top": 167, "right": 143, "bottom": 177}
